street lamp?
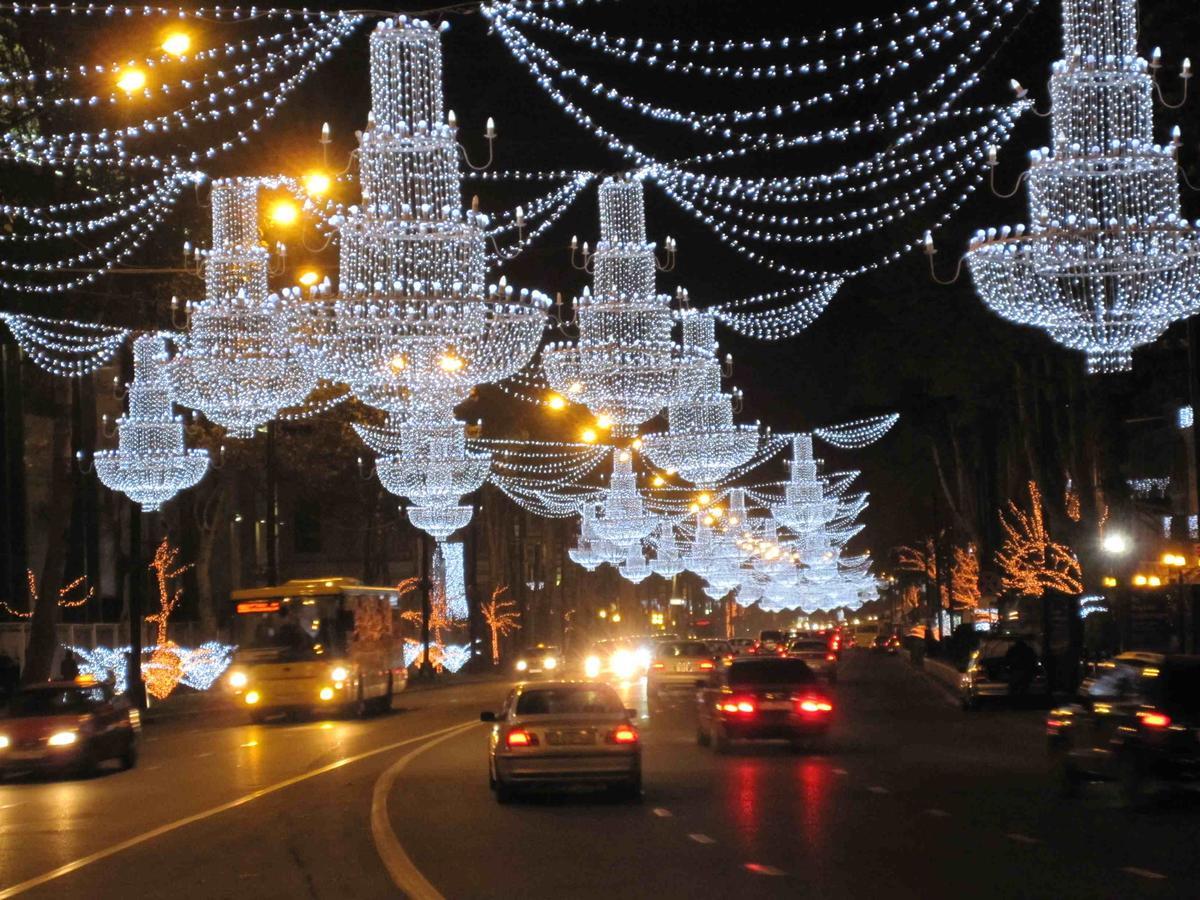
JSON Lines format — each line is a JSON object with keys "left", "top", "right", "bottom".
{"left": 1102, "top": 533, "right": 1130, "bottom": 555}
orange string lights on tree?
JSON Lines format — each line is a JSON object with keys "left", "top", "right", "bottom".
{"left": 0, "top": 570, "right": 94, "bottom": 618}
{"left": 144, "top": 536, "right": 193, "bottom": 700}
{"left": 996, "top": 481, "right": 1083, "bottom": 598}
{"left": 950, "top": 544, "right": 982, "bottom": 612}
{"left": 481, "top": 586, "right": 520, "bottom": 666}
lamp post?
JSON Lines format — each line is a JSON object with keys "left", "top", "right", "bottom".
{"left": 1102, "top": 533, "right": 1130, "bottom": 652}
{"left": 1160, "top": 553, "right": 1188, "bottom": 652}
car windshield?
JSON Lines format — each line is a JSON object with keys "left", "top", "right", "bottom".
{"left": 5, "top": 687, "right": 104, "bottom": 717}
{"left": 659, "top": 642, "right": 711, "bottom": 658}
{"left": 515, "top": 687, "right": 625, "bottom": 716}
{"left": 1160, "top": 664, "right": 1200, "bottom": 714}
{"left": 729, "top": 660, "right": 817, "bottom": 685}
{"left": 790, "top": 641, "right": 828, "bottom": 652}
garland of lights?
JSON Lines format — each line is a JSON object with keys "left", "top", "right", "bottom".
{"left": 1, "top": 313, "right": 129, "bottom": 376}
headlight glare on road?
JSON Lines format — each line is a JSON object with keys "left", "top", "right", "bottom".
{"left": 515, "top": 659, "right": 528, "bottom": 672}
{"left": 543, "top": 656, "right": 557, "bottom": 670}
{"left": 228, "top": 670, "right": 248, "bottom": 689}
{"left": 584, "top": 656, "right": 601, "bottom": 678}
{"left": 330, "top": 666, "right": 349, "bottom": 682}
{"left": 47, "top": 730, "right": 77, "bottom": 747}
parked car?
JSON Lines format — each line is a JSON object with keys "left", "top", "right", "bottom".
{"left": 0, "top": 680, "right": 140, "bottom": 778}
{"left": 482, "top": 681, "right": 641, "bottom": 802}
{"left": 697, "top": 657, "right": 834, "bottom": 752}
{"left": 1047, "top": 652, "right": 1200, "bottom": 807}
{"left": 961, "top": 635, "right": 1048, "bottom": 709}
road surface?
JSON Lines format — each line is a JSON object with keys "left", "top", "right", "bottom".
{"left": 2, "top": 654, "right": 1197, "bottom": 898}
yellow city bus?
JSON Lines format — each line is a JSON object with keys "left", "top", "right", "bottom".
{"left": 225, "top": 577, "right": 407, "bottom": 722}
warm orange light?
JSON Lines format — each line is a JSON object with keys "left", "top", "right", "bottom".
{"left": 546, "top": 393, "right": 566, "bottom": 411}
{"left": 630, "top": 438, "right": 642, "bottom": 449}
{"left": 388, "top": 353, "right": 408, "bottom": 372}
{"left": 438, "top": 352, "right": 464, "bottom": 373}
{"left": 1147, "top": 575, "right": 1162, "bottom": 587}
{"left": 610, "top": 612, "right": 621, "bottom": 623}
{"left": 268, "top": 200, "right": 299, "bottom": 226}
{"left": 1161, "top": 552, "right": 1186, "bottom": 567}
{"left": 1138, "top": 711, "right": 1171, "bottom": 728}
{"left": 651, "top": 475, "right": 665, "bottom": 487}
{"left": 596, "top": 414, "right": 613, "bottom": 430}
{"left": 580, "top": 427, "right": 598, "bottom": 444}
{"left": 1132, "top": 574, "right": 1148, "bottom": 586}
{"left": 116, "top": 68, "right": 147, "bottom": 93}
{"left": 698, "top": 492, "right": 712, "bottom": 505}
{"left": 611, "top": 726, "right": 638, "bottom": 744}
{"left": 297, "top": 269, "right": 320, "bottom": 287}
{"left": 1102, "top": 576, "right": 1117, "bottom": 588}
{"left": 303, "top": 171, "right": 331, "bottom": 196}
{"left": 161, "top": 32, "right": 191, "bottom": 56}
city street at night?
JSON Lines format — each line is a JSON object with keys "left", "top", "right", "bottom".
{"left": 3, "top": 654, "right": 1198, "bottom": 899}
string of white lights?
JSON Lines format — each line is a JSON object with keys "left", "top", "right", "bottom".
{"left": 1, "top": 313, "right": 129, "bottom": 376}
{"left": 813, "top": 414, "right": 900, "bottom": 448}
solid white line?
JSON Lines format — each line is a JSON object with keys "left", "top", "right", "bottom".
{"left": 369, "top": 724, "right": 477, "bottom": 900}
{"left": 1121, "top": 867, "right": 1167, "bottom": 881}
{"left": 688, "top": 834, "right": 716, "bottom": 845}
{"left": 652, "top": 807, "right": 673, "bottom": 818}
{"left": 0, "top": 720, "right": 472, "bottom": 900}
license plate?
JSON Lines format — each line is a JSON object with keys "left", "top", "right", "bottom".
{"left": 760, "top": 701, "right": 791, "bottom": 711}
{"left": 547, "top": 730, "right": 595, "bottom": 746}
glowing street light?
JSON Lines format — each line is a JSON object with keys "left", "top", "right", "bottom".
{"left": 1102, "top": 533, "right": 1130, "bottom": 555}
{"left": 297, "top": 269, "right": 320, "bottom": 287}
{"left": 545, "top": 393, "right": 566, "bottom": 411}
{"left": 116, "top": 68, "right": 147, "bottom": 93}
{"left": 267, "top": 199, "right": 299, "bottom": 227}
{"left": 161, "top": 32, "right": 191, "bottom": 56}
{"left": 580, "top": 427, "right": 598, "bottom": 444}
{"left": 302, "top": 171, "right": 331, "bottom": 196}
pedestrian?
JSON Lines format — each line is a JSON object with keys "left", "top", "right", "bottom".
{"left": 58, "top": 652, "right": 79, "bottom": 682}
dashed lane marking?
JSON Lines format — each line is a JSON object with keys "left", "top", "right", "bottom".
{"left": 688, "top": 834, "right": 716, "bottom": 845}
{"left": 1122, "top": 867, "right": 1167, "bottom": 881}
{"left": 924, "top": 808, "right": 951, "bottom": 817}
{"left": 1005, "top": 833, "right": 1040, "bottom": 845}
{"left": 832, "top": 768, "right": 849, "bottom": 776}
{"left": 652, "top": 808, "right": 673, "bottom": 818}
{"left": 194, "top": 752, "right": 214, "bottom": 758}
{"left": 744, "top": 864, "right": 786, "bottom": 877}
{"left": 866, "top": 785, "right": 890, "bottom": 794}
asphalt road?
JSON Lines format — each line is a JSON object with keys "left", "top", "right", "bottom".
{"left": 1, "top": 653, "right": 1198, "bottom": 899}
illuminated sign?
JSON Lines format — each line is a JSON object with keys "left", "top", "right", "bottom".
{"left": 236, "top": 600, "right": 281, "bottom": 614}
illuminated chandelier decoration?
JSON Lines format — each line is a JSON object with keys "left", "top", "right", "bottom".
{"left": 770, "top": 434, "right": 840, "bottom": 534}
{"left": 169, "top": 178, "right": 316, "bottom": 437}
{"left": 648, "top": 520, "right": 685, "bottom": 579}
{"left": 543, "top": 175, "right": 699, "bottom": 436}
{"left": 639, "top": 310, "right": 759, "bottom": 486}
{"left": 569, "top": 504, "right": 624, "bottom": 571}
{"left": 95, "top": 334, "right": 209, "bottom": 510}
{"left": 310, "top": 17, "right": 549, "bottom": 417}
{"left": 967, "top": 0, "right": 1200, "bottom": 373}
{"left": 591, "top": 448, "right": 661, "bottom": 546}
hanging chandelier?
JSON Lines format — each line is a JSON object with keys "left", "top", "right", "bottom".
{"left": 590, "top": 448, "right": 660, "bottom": 546}
{"left": 309, "top": 17, "right": 549, "bottom": 417}
{"left": 95, "top": 334, "right": 209, "bottom": 510}
{"left": 569, "top": 504, "right": 625, "bottom": 571}
{"left": 169, "top": 178, "right": 316, "bottom": 437}
{"left": 967, "top": 0, "right": 1200, "bottom": 373}
{"left": 770, "top": 434, "right": 840, "bottom": 535}
{"left": 543, "top": 175, "right": 700, "bottom": 436}
{"left": 639, "top": 310, "right": 759, "bottom": 486}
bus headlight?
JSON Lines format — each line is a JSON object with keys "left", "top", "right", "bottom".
{"left": 228, "top": 670, "right": 248, "bottom": 689}
{"left": 330, "top": 666, "right": 349, "bottom": 683}
{"left": 543, "top": 656, "right": 558, "bottom": 670}
{"left": 515, "top": 659, "right": 528, "bottom": 672}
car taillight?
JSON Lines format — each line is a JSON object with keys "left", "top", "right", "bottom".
{"left": 505, "top": 729, "right": 539, "bottom": 748}
{"left": 826, "top": 653, "right": 836, "bottom": 661}
{"left": 719, "top": 696, "right": 757, "bottom": 714}
{"left": 1138, "top": 710, "right": 1171, "bottom": 729}
{"left": 609, "top": 725, "right": 639, "bottom": 744}
{"left": 700, "top": 660, "right": 714, "bottom": 671}
{"left": 795, "top": 695, "right": 833, "bottom": 714}
{"left": 651, "top": 662, "right": 665, "bottom": 670}
{"left": 747, "top": 646, "right": 758, "bottom": 655}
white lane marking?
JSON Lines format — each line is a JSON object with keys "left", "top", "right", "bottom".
{"left": 866, "top": 785, "right": 890, "bottom": 794}
{"left": 1122, "top": 867, "right": 1167, "bottom": 881}
{"left": 1005, "top": 833, "right": 1040, "bottom": 845}
{"left": 194, "top": 752, "right": 214, "bottom": 759}
{"left": 652, "top": 807, "right": 673, "bottom": 818}
{"left": 0, "top": 720, "right": 473, "bottom": 900}
{"left": 370, "top": 724, "right": 478, "bottom": 900}
{"left": 744, "top": 863, "right": 786, "bottom": 876}
{"left": 144, "top": 765, "right": 163, "bottom": 772}
{"left": 831, "top": 768, "right": 849, "bottom": 776}
{"left": 688, "top": 834, "right": 716, "bottom": 845}
{"left": 924, "top": 808, "right": 951, "bottom": 818}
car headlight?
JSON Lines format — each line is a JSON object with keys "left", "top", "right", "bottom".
{"left": 515, "top": 659, "right": 528, "bottom": 672}
{"left": 611, "top": 651, "right": 637, "bottom": 679}
{"left": 543, "top": 656, "right": 557, "bottom": 670}
{"left": 330, "top": 666, "right": 349, "bottom": 683}
{"left": 245, "top": 690, "right": 261, "bottom": 705}
{"left": 228, "top": 670, "right": 248, "bottom": 689}
{"left": 0, "top": 735, "right": 9, "bottom": 750}
{"left": 584, "top": 656, "right": 601, "bottom": 678}
{"left": 48, "top": 731, "right": 77, "bottom": 747}
{"left": 319, "top": 687, "right": 335, "bottom": 701}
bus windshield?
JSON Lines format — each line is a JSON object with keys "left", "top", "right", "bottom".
{"left": 232, "top": 595, "right": 349, "bottom": 661}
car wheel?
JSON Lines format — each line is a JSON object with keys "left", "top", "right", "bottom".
{"left": 495, "top": 779, "right": 517, "bottom": 804}
{"left": 119, "top": 737, "right": 139, "bottom": 771}
{"left": 1050, "top": 745, "right": 1079, "bottom": 797}
{"left": 696, "top": 725, "right": 711, "bottom": 747}
{"left": 1118, "top": 753, "right": 1150, "bottom": 810}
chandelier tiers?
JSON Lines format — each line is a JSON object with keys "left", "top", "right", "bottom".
{"left": 770, "top": 434, "right": 841, "bottom": 534}
{"left": 967, "top": 0, "right": 1200, "bottom": 374}
{"left": 543, "top": 175, "right": 700, "bottom": 436}
{"left": 310, "top": 17, "right": 548, "bottom": 417}
{"left": 591, "top": 447, "right": 661, "bottom": 545}
{"left": 95, "top": 334, "right": 209, "bottom": 511}
{"left": 169, "top": 178, "right": 316, "bottom": 438}
{"left": 640, "top": 310, "right": 758, "bottom": 486}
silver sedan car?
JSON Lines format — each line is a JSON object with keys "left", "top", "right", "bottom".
{"left": 481, "top": 681, "right": 642, "bottom": 803}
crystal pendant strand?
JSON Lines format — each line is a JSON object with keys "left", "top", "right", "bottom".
{"left": 169, "top": 178, "right": 317, "bottom": 437}
{"left": 967, "top": 0, "right": 1200, "bottom": 373}
{"left": 96, "top": 334, "right": 209, "bottom": 510}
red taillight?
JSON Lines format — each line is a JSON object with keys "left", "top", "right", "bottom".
{"left": 700, "top": 660, "right": 714, "bottom": 671}
{"left": 1138, "top": 711, "right": 1171, "bottom": 729}
{"left": 505, "top": 729, "right": 538, "bottom": 748}
{"left": 719, "top": 695, "right": 757, "bottom": 715}
{"left": 796, "top": 696, "right": 833, "bottom": 714}
{"left": 826, "top": 653, "right": 836, "bottom": 661}
{"left": 610, "top": 725, "right": 639, "bottom": 744}
{"left": 747, "top": 646, "right": 758, "bottom": 655}
{"left": 651, "top": 662, "right": 665, "bottom": 670}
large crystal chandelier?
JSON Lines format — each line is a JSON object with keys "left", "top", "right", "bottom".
{"left": 309, "top": 17, "right": 549, "bottom": 417}
{"left": 967, "top": 0, "right": 1200, "bottom": 373}
{"left": 770, "top": 434, "right": 840, "bottom": 534}
{"left": 639, "top": 310, "right": 759, "bottom": 486}
{"left": 590, "top": 448, "right": 660, "bottom": 545}
{"left": 96, "top": 334, "right": 209, "bottom": 510}
{"left": 169, "top": 178, "right": 316, "bottom": 437}
{"left": 569, "top": 504, "right": 625, "bottom": 571}
{"left": 543, "top": 175, "right": 699, "bottom": 436}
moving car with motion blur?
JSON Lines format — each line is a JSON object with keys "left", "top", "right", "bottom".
{"left": 786, "top": 638, "right": 839, "bottom": 683}
{"left": 582, "top": 639, "right": 649, "bottom": 681}
{"left": 697, "top": 657, "right": 833, "bottom": 752}
{"left": 872, "top": 633, "right": 902, "bottom": 654}
{"left": 226, "top": 578, "right": 406, "bottom": 722}
{"left": 0, "top": 680, "right": 140, "bottom": 777}
{"left": 482, "top": 681, "right": 641, "bottom": 802}
{"left": 513, "top": 644, "right": 562, "bottom": 677}
{"left": 728, "top": 638, "right": 756, "bottom": 656}
{"left": 648, "top": 640, "right": 717, "bottom": 694}
{"left": 960, "top": 635, "right": 1048, "bottom": 710}
{"left": 1048, "top": 652, "right": 1200, "bottom": 807}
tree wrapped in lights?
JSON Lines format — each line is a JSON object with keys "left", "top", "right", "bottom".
{"left": 543, "top": 175, "right": 699, "bottom": 435}
{"left": 996, "top": 481, "right": 1083, "bottom": 597}
{"left": 481, "top": 586, "right": 521, "bottom": 666}
{"left": 950, "top": 544, "right": 982, "bottom": 612}
{"left": 168, "top": 178, "right": 316, "bottom": 438}
{"left": 95, "top": 334, "right": 209, "bottom": 510}
{"left": 143, "top": 536, "right": 193, "bottom": 701}
{"left": 308, "top": 17, "right": 549, "bottom": 419}
{"left": 967, "top": 0, "right": 1200, "bottom": 373}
